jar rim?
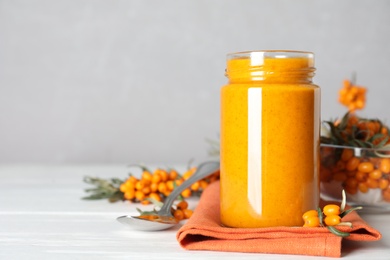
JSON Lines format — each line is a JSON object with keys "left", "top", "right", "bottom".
{"left": 227, "top": 50, "right": 314, "bottom": 61}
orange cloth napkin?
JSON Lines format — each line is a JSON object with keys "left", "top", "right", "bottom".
{"left": 177, "top": 181, "right": 381, "bottom": 257}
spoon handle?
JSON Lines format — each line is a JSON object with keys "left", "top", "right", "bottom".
{"left": 158, "top": 161, "right": 220, "bottom": 216}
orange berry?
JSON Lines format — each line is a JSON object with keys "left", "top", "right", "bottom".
{"left": 120, "top": 181, "right": 134, "bottom": 192}
{"left": 355, "top": 171, "right": 367, "bottom": 182}
{"left": 166, "top": 180, "right": 175, "bottom": 191}
{"left": 345, "top": 185, "right": 358, "bottom": 195}
{"left": 199, "top": 180, "right": 209, "bottom": 189}
{"left": 175, "top": 179, "right": 184, "bottom": 186}
{"left": 151, "top": 173, "right": 162, "bottom": 184}
{"left": 148, "top": 192, "right": 161, "bottom": 202}
{"left": 135, "top": 190, "right": 145, "bottom": 201}
{"left": 380, "top": 159, "right": 390, "bottom": 174}
{"left": 324, "top": 215, "right": 341, "bottom": 226}
{"left": 358, "top": 182, "right": 369, "bottom": 193}
{"left": 366, "top": 178, "right": 379, "bottom": 189}
{"left": 302, "top": 209, "right": 318, "bottom": 221}
{"left": 346, "top": 157, "right": 360, "bottom": 171}
{"left": 150, "top": 182, "right": 158, "bottom": 192}
{"left": 141, "top": 199, "right": 151, "bottom": 205}
{"left": 379, "top": 179, "right": 389, "bottom": 190}
{"left": 173, "top": 209, "right": 185, "bottom": 221}
{"left": 303, "top": 216, "right": 320, "bottom": 227}
{"left": 128, "top": 175, "right": 138, "bottom": 184}
{"left": 369, "top": 169, "right": 382, "bottom": 180}
{"left": 135, "top": 180, "right": 145, "bottom": 190}
{"left": 190, "top": 181, "right": 200, "bottom": 191}
{"left": 181, "top": 188, "right": 192, "bottom": 198}
{"left": 182, "top": 170, "right": 193, "bottom": 180}
{"left": 341, "top": 149, "right": 354, "bottom": 161}
{"left": 159, "top": 170, "right": 169, "bottom": 182}
{"left": 345, "top": 177, "right": 358, "bottom": 188}
{"left": 141, "top": 171, "right": 152, "bottom": 182}
{"left": 158, "top": 182, "right": 167, "bottom": 193}
{"left": 358, "top": 162, "right": 374, "bottom": 173}
{"left": 183, "top": 209, "right": 193, "bottom": 219}
{"left": 124, "top": 190, "right": 135, "bottom": 200}
{"left": 169, "top": 170, "right": 179, "bottom": 180}
{"left": 176, "top": 200, "right": 189, "bottom": 210}
{"left": 323, "top": 204, "right": 340, "bottom": 216}
{"left": 141, "top": 186, "right": 151, "bottom": 195}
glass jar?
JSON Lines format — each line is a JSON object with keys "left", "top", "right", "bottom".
{"left": 220, "top": 50, "right": 321, "bottom": 228}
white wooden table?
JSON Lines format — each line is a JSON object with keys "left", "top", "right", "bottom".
{"left": 1, "top": 164, "right": 390, "bottom": 259}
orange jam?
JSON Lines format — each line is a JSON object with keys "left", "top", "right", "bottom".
{"left": 220, "top": 51, "right": 320, "bottom": 228}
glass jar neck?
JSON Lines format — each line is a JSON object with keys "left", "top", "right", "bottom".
{"left": 225, "top": 50, "right": 316, "bottom": 84}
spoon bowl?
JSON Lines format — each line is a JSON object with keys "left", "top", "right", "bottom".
{"left": 117, "top": 161, "right": 220, "bottom": 231}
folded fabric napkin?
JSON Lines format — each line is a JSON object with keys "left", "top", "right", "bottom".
{"left": 177, "top": 181, "right": 381, "bottom": 257}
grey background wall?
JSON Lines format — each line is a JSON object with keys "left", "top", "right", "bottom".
{"left": 1, "top": 0, "right": 389, "bottom": 164}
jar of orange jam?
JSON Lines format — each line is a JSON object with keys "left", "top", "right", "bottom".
{"left": 220, "top": 50, "right": 320, "bottom": 228}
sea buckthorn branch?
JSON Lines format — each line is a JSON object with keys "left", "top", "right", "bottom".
{"left": 338, "top": 76, "right": 367, "bottom": 112}
{"left": 83, "top": 164, "right": 219, "bottom": 203}
{"left": 302, "top": 190, "right": 362, "bottom": 237}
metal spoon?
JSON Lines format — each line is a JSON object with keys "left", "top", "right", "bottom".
{"left": 116, "top": 161, "right": 220, "bottom": 231}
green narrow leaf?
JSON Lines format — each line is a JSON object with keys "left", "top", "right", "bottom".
{"left": 327, "top": 226, "right": 350, "bottom": 237}
{"left": 340, "top": 206, "right": 363, "bottom": 218}
{"left": 317, "top": 207, "right": 324, "bottom": 227}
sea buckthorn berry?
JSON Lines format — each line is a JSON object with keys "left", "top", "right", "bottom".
{"left": 135, "top": 190, "right": 145, "bottom": 201}
{"left": 346, "top": 157, "right": 360, "bottom": 171}
{"left": 151, "top": 173, "right": 162, "bottom": 184}
{"left": 181, "top": 188, "right": 192, "bottom": 198}
{"left": 176, "top": 200, "right": 189, "bottom": 210}
{"left": 128, "top": 175, "right": 138, "bottom": 184}
{"left": 141, "top": 186, "right": 151, "bottom": 195}
{"left": 341, "top": 149, "right": 354, "bottom": 161}
{"left": 345, "top": 185, "right": 358, "bottom": 195}
{"left": 124, "top": 190, "right": 135, "bottom": 200}
{"left": 175, "top": 179, "right": 184, "bottom": 186}
{"left": 141, "top": 171, "right": 152, "bottom": 182}
{"left": 303, "top": 216, "right": 320, "bottom": 227}
{"left": 365, "top": 177, "right": 379, "bottom": 189}
{"left": 159, "top": 170, "right": 169, "bottom": 182}
{"left": 380, "top": 159, "right": 390, "bottom": 174}
{"left": 166, "top": 180, "right": 174, "bottom": 191}
{"left": 324, "top": 215, "right": 341, "bottom": 226}
{"left": 369, "top": 169, "right": 382, "bottom": 180}
{"left": 141, "top": 199, "right": 151, "bottom": 205}
{"left": 190, "top": 181, "right": 200, "bottom": 191}
{"left": 182, "top": 170, "right": 193, "bottom": 180}
{"left": 323, "top": 204, "right": 340, "bottom": 216}
{"left": 199, "top": 180, "right": 209, "bottom": 189}
{"left": 148, "top": 192, "right": 161, "bottom": 202}
{"left": 302, "top": 209, "right": 318, "bottom": 221}
{"left": 169, "top": 170, "right": 179, "bottom": 180}
{"left": 379, "top": 179, "right": 389, "bottom": 190}
{"left": 358, "top": 182, "right": 369, "bottom": 193}
{"left": 135, "top": 181, "right": 145, "bottom": 190}
{"left": 157, "top": 182, "right": 167, "bottom": 193}
{"left": 173, "top": 209, "right": 184, "bottom": 221}
{"left": 183, "top": 209, "right": 193, "bottom": 219}
{"left": 150, "top": 182, "right": 158, "bottom": 192}
{"left": 358, "top": 162, "right": 374, "bottom": 173}
{"left": 345, "top": 177, "right": 358, "bottom": 188}
{"left": 355, "top": 171, "right": 367, "bottom": 182}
